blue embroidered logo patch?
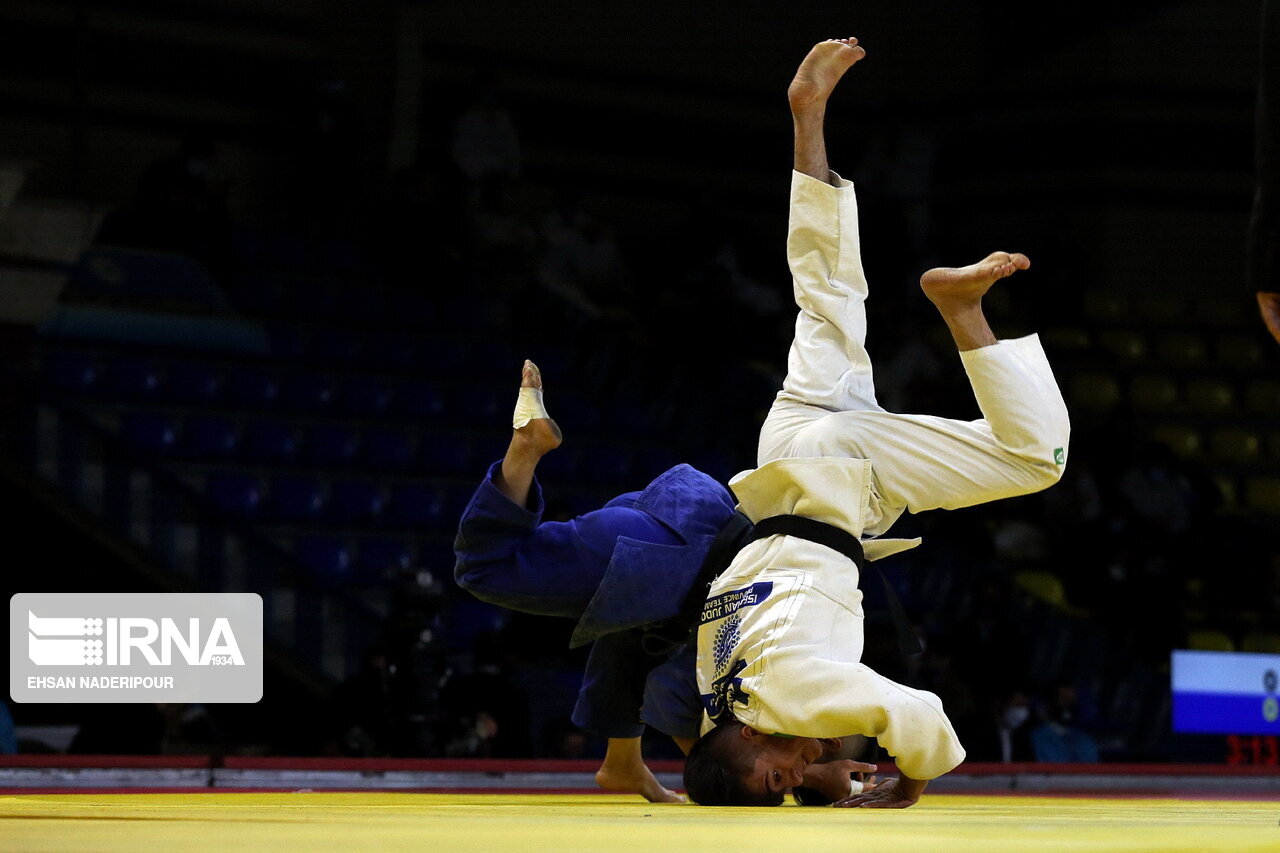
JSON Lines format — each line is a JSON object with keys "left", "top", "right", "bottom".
{"left": 712, "top": 615, "right": 740, "bottom": 676}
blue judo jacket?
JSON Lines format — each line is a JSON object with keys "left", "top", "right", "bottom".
{"left": 453, "top": 461, "right": 737, "bottom": 739}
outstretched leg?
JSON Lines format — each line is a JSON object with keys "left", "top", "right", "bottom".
{"left": 759, "top": 38, "right": 881, "bottom": 463}
{"left": 789, "top": 38, "right": 866, "bottom": 184}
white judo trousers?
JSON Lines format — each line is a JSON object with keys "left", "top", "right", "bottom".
{"left": 694, "top": 170, "right": 1070, "bottom": 781}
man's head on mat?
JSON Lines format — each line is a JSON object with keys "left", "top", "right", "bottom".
{"left": 684, "top": 721, "right": 833, "bottom": 806}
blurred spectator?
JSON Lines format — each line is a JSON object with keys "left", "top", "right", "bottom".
{"left": 1030, "top": 682, "right": 1100, "bottom": 763}
{"left": 69, "top": 704, "right": 167, "bottom": 754}
{"left": 441, "top": 631, "right": 533, "bottom": 758}
{"left": 451, "top": 70, "right": 523, "bottom": 210}
{"left": 0, "top": 702, "right": 16, "bottom": 754}
{"left": 963, "top": 687, "right": 1036, "bottom": 763}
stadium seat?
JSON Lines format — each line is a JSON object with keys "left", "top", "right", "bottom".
{"left": 183, "top": 415, "right": 240, "bottom": 460}
{"left": 1240, "top": 632, "right": 1280, "bottom": 654}
{"left": 397, "top": 380, "right": 448, "bottom": 420}
{"left": 1041, "top": 327, "right": 1092, "bottom": 354}
{"left": 1097, "top": 329, "right": 1146, "bottom": 362}
{"left": 43, "top": 350, "right": 100, "bottom": 396}
{"left": 1186, "top": 629, "right": 1234, "bottom": 652}
{"left": 342, "top": 377, "right": 393, "bottom": 417}
{"left": 328, "top": 479, "right": 386, "bottom": 524}
{"left": 294, "top": 534, "right": 352, "bottom": 579}
{"left": 269, "top": 476, "right": 326, "bottom": 522}
{"left": 280, "top": 373, "right": 337, "bottom": 412}
{"left": 226, "top": 367, "right": 281, "bottom": 407}
{"left": 1013, "top": 570, "right": 1067, "bottom": 608}
{"left": 364, "top": 428, "right": 415, "bottom": 470}
{"left": 166, "top": 361, "right": 223, "bottom": 405}
{"left": 387, "top": 482, "right": 449, "bottom": 529}
{"left": 1066, "top": 373, "right": 1121, "bottom": 411}
{"left": 1184, "top": 378, "right": 1236, "bottom": 415}
{"left": 362, "top": 332, "right": 419, "bottom": 372}
{"left": 121, "top": 411, "right": 178, "bottom": 455}
{"left": 1214, "top": 333, "right": 1267, "bottom": 370}
{"left": 205, "top": 471, "right": 263, "bottom": 519}
{"left": 418, "top": 431, "right": 474, "bottom": 476}
{"left": 308, "top": 327, "right": 365, "bottom": 365}
{"left": 450, "top": 384, "right": 505, "bottom": 423}
{"left": 305, "top": 423, "right": 360, "bottom": 467}
{"left": 1154, "top": 332, "right": 1209, "bottom": 367}
{"left": 242, "top": 420, "right": 300, "bottom": 464}
{"left": 1243, "top": 478, "right": 1280, "bottom": 516}
{"left": 1082, "top": 290, "right": 1129, "bottom": 323}
{"left": 1149, "top": 424, "right": 1202, "bottom": 460}
{"left": 1209, "top": 428, "right": 1261, "bottom": 464}
{"left": 1128, "top": 375, "right": 1179, "bottom": 413}
{"left": 266, "top": 325, "right": 309, "bottom": 359}
{"left": 580, "top": 440, "right": 633, "bottom": 484}
{"left": 109, "top": 358, "right": 164, "bottom": 400}
{"left": 357, "top": 536, "right": 413, "bottom": 580}
{"left": 415, "top": 337, "right": 469, "bottom": 375}
{"left": 1245, "top": 380, "right": 1280, "bottom": 416}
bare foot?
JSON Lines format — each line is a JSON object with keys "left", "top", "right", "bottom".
{"left": 595, "top": 764, "right": 686, "bottom": 804}
{"left": 920, "top": 251, "right": 1031, "bottom": 312}
{"left": 788, "top": 38, "right": 866, "bottom": 114}
{"left": 512, "top": 359, "right": 562, "bottom": 456}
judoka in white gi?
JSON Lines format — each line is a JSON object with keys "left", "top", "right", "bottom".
{"left": 482, "top": 35, "right": 1070, "bottom": 808}
{"left": 682, "top": 36, "right": 1070, "bottom": 808}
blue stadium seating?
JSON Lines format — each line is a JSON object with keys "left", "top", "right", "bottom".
{"left": 364, "top": 428, "right": 414, "bottom": 470}
{"left": 294, "top": 534, "right": 351, "bottom": 579}
{"left": 242, "top": 419, "right": 300, "bottom": 464}
{"left": 357, "top": 536, "right": 413, "bottom": 579}
{"left": 166, "top": 361, "right": 224, "bottom": 405}
{"left": 109, "top": 358, "right": 164, "bottom": 400}
{"left": 205, "top": 471, "right": 263, "bottom": 519}
{"left": 44, "top": 351, "right": 100, "bottom": 396}
{"left": 183, "top": 415, "right": 239, "bottom": 460}
{"left": 328, "top": 479, "right": 386, "bottom": 523}
{"left": 225, "top": 367, "right": 280, "bottom": 407}
{"left": 418, "top": 431, "right": 474, "bottom": 475}
{"left": 305, "top": 424, "right": 360, "bottom": 467}
{"left": 397, "top": 380, "right": 448, "bottom": 419}
{"left": 308, "top": 328, "right": 365, "bottom": 365}
{"left": 362, "top": 333, "right": 418, "bottom": 372}
{"left": 269, "top": 476, "right": 326, "bottom": 522}
{"left": 122, "top": 411, "right": 179, "bottom": 455}
{"left": 387, "top": 482, "right": 448, "bottom": 530}
{"left": 342, "top": 377, "right": 393, "bottom": 417}
{"left": 280, "top": 372, "right": 337, "bottom": 412}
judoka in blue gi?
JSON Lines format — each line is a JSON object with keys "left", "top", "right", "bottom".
{"left": 454, "top": 36, "right": 1070, "bottom": 808}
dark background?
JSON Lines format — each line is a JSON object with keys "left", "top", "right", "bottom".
{"left": 0, "top": 0, "right": 1275, "bottom": 767}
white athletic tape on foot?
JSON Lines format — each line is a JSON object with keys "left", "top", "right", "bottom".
{"left": 512, "top": 387, "right": 549, "bottom": 429}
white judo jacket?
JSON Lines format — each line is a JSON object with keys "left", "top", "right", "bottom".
{"left": 694, "top": 456, "right": 965, "bottom": 782}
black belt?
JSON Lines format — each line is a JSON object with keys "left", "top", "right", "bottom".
{"left": 648, "top": 512, "right": 921, "bottom": 658}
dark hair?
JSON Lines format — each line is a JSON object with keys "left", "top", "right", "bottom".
{"left": 682, "top": 721, "right": 785, "bottom": 807}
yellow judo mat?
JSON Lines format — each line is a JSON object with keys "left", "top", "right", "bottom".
{"left": 1, "top": 792, "right": 1276, "bottom": 852}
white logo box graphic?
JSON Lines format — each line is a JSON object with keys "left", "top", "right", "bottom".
{"left": 11, "top": 593, "right": 262, "bottom": 703}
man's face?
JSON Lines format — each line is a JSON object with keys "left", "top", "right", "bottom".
{"left": 736, "top": 727, "right": 827, "bottom": 798}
